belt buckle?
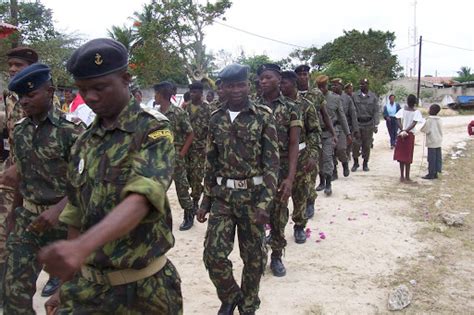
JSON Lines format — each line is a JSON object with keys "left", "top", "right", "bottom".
{"left": 235, "top": 179, "right": 248, "bottom": 189}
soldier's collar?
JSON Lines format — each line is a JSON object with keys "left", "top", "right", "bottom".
{"left": 222, "top": 99, "right": 255, "bottom": 113}
{"left": 47, "top": 106, "right": 62, "bottom": 127}
{"left": 92, "top": 99, "right": 138, "bottom": 134}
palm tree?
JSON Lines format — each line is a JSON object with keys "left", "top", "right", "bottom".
{"left": 456, "top": 66, "right": 474, "bottom": 83}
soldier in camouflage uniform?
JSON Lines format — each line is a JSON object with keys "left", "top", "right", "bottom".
{"left": 2, "top": 64, "right": 84, "bottom": 314}
{"left": 258, "top": 64, "right": 302, "bottom": 277}
{"left": 331, "top": 78, "right": 358, "bottom": 178}
{"left": 294, "top": 65, "right": 336, "bottom": 218}
{"left": 153, "top": 81, "right": 195, "bottom": 231}
{"left": 185, "top": 81, "right": 212, "bottom": 209}
{"left": 351, "top": 78, "right": 380, "bottom": 172}
{"left": 38, "top": 39, "right": 182, "bottom": 314}
{"left": 280, "top": 71, "right": 321, "bottom": 244}
{"left": 197, "top": 63, "right": 279, "bottom": 315}
{"left": 315, "top": 75, "right": 351, "bottom": 196}
{"left": 0, "top": 47, "right": 39, "bottom": 306}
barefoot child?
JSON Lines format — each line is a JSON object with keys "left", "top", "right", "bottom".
{"left": 393, "top": 94, "right": 423, "bottom": 182}
{"left": 420, "top": 104, "right": 443, "bottom": 179}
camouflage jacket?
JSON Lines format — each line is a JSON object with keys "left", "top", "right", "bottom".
{"left": 59, "top": 101, "right": 176, "bottom": 270}
{"left": 4, "top": 92, "right": 24, "bottom": 162}
{"left": 295, "top": 96, "right": 321, "bottom": 160}
{"left": 200, "top": 99, "right": 279, "bottom": 213}
{"left": 208, "top": 99, "right": 221, "bottom": 113}
{"left": 352, "top": 90, "right": 380, "bottom": 128}
{"left": 13, "top": 106, "right": 84, "bottom": 205}
{"left": 258, "top": 93, "right": 303, "bottom": 158}
{"left": 341, "top": 92, "right": 360, "bottom": 133}
{"left": 298, "top": 88, "right": 327, "bottom": 112}
{"left": 158, "top": 104, "right": 193, "bottom": 149}
{"left": 185, "top": 102, "right": 212, "bottom": 150}
{"left": 324, "top": 91, "right": 350, "bottom": 138}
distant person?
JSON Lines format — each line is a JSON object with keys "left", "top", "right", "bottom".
{"left": 206, "top": 89, "right": 215, "bottom": 103}
{"left": 383, "top": 94, "right": 401, "bottom": 149}
{"left": 420, "top": 104, "right": 443, "bottom": 179}
{"left": 468, "top": 120, "right": 474, "bottom": 135}
{"left": 61, "top": 88, "right": 75, "bottom": 112}
{"left": 132, "top": 88, "right": 145, "bottom": 107}
{"left": 393, "top": 94, "right": 423, "bottom": 182}
{"left": 181, "top": 91, "right": 191, "bottom": 109}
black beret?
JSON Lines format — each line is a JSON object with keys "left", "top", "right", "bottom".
{"left": 218, "top": 63, "right": 249, "bottom": 83}
{"left": 153, "top": 81, "right": 174, "bottom": 92}
{"left": 6, "top": 47, "right": 38, "bottom": 64}
{"left": 294, "top": 64, "right": 310, "bottom": 73}
{"left": 67, "top": 38, "right": 128, "bottom": 80}
{"left": 188, "top": 81, "right": 204, "bottom": 90}
{"left": 281, "top": 70, "right": 298, "bottom": 81}
{"left": 8, "top": 63, "right": 51, "bottom": 95}
{"left": 257, "top": 63, "right": 281, "bottom": 76}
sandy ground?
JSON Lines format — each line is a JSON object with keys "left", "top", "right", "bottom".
{"left": 28, "top": 114, "right": 474, "bottom": 314}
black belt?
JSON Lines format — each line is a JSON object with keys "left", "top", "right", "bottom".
{"left": 358, "top": 117, "right": 372, "bottom": 123}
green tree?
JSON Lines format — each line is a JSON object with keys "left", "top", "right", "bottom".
{"left": 455, "top": 66, "right": 474, "bottom": 83}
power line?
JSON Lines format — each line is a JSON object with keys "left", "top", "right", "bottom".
{"left": 424, "top": 39, "right": 474, "bottom": 52}
{"left": 213, "top": 21, "right": 309, "bottom": 49}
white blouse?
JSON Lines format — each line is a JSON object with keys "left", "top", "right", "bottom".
{"left": 395, "top": 108, "right": 424, "bottom": 132}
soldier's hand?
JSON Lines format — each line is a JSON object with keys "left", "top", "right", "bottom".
{"left": 347, "top": 135, "right": 353, "bottom": 146}
{"left": 303, "top": 158, "right": 317, "bottom": 173}
{"left": 28, "top": 206, "right": 61, "bottom": 233}
{"left": 254, "top": 209, "right": 269, "bottom": 225}
{"left": 332, "top": 136, "right": 338, "bottom": 146}
{"left": 196, "top": 208, "right": 209, "bottom": 223}
{"left": 278, "top": 178, "right": 293, "bottom": 202}
{"left": 38, "top": 239, "right": 86, "bottom": 282}
{"left": 45, "top": 290, "right": 61, "bottom": 315}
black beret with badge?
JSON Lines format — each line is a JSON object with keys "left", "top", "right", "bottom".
{"left": 153, "top": 81, "right": 174, "bottom": 92}
{"left": 218, "top": 63, "right": 249, "bottom": 83}
{"left": 67, "top": 38, "right": 128, "bottom": 80}
{"left": 8, "top": 63, "right": 51, "bottom": 95}
{"left": 6, "top": 46, "right": 39, "bottom": 64}
{"left": 256, "top": 63, "right": 281, "bottom": 76}
{"left": 294, "top": 64, "right": 310, "bottom": 73}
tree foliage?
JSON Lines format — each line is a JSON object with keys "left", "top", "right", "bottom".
{"left": 455, "top": 66, "right": 474, "bottom": 83}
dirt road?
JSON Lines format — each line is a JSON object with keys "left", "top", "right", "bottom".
{"left": 31, "top": 114, "right": 474, "bottom": 314}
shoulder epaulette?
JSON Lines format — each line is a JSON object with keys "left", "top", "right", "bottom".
{"left": 141, "top": 107, "right": 169, "bottom": 122}
{"left": 14, "top": 117, "right": 27, "bottom": 125}
{"left": 254, "top": 103, "right": 272, "bottom": 114}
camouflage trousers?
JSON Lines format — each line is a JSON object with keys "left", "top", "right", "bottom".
{"left": 185, "top": 146, "right": 206, "bottom": 201}
{"left": 173, "top": 154, "right": 193, "bottom": 211}
{"left": 319, "top": 136, "right": 336, "bottom": 176}
{"left": 308, "top": 147, "right": 321, "bottom": 204}
{"left": 291, "top": 151, "right": 311, "bottom": 228}
{"left": 269, "top": 159, "right": 289, "bottom": 253}
{"left": 352, "top": 127, "right": 374, "bottom": 161}
{"left": 58, "top": 260, "right": 183, "bottom": 315}
{"left": 0, "top": 184, "right": 14, "bottom": 265}
{"left": 203, "top": 188, "right": 267, "bottom": 313}
{"left": 3, "top": 206, "right": 67, "bottom": 315}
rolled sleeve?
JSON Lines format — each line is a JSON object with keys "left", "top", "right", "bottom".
{"left": 121, "top": 176, "right": 167, "bottom": 216}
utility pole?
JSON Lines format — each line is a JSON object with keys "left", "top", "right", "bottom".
{"left": 413, "top": 0, "right": 417, "bottom": 77}
{"left": 10, "top": 0, "right": 19, "bottom": 48}
{"left": 417, "top": 36, "right": 422, "bottom": 105}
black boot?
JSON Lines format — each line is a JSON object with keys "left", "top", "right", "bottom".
{"left": 218, "top": 301, "right": 238, "bottom": 315}
{"left": 315, "top": 173, "right": 325, "bottom": 191}
{"left": 179, "top": 208, "right": 194, "bottom": 231}
{"left": 351, "top": 158, "right": 359, "bottom": 172}
{"left": 270, "top": 251, "right": 286, "bottom": 277}
{"left": 331, "top": 167, "right": 338, "bottom": 181}
{"left": 41, "top": 276, "right": 61, "bottom": 297}
{"left": 294, "top": 225, "right": 306, "bottom": 244}
{"left": 363, "top": 159, "right": 369, "bottom": 171}
{"left": 305, "top": 200, "right": 315, "bottom": 219}
{"left": 324, "top": 175, "right": 332, "bottom": 196}
{"left": 342, "top": 162, "right": 350, "bottom": 177}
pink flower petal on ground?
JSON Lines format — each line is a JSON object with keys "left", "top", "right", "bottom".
{"left": 320, "top": 234, "right": 326, "bottom": 239}
{"left": 315, "top": 239, "right": 321, "bottom": 243}
{"left": 305, "top": 228, "right": 312, "bottom": 238}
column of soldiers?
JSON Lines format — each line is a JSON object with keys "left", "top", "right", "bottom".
{"left": 0, "top": 38, "right": 380, "bottom": 314}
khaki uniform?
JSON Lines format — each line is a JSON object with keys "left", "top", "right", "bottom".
{"left": 352, "top": 90, "right": 379, "bottom": 161}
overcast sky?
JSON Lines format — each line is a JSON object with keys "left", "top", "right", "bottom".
{"left": 42, "top": 0, "right": 473, "bottom": 77}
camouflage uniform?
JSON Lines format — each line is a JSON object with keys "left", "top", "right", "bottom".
{"left": 299, "top": 89, "right": 327, "bottom": 203}
{"left": 58, "top": 102, "right": 182, "bottom": 314}
{"left": 352, "top": 90, "right": 379, "bottom": 162}
{"left": 320, "top": 91, "right": 350, "bottom": 176}
{"left": 291, "top": 96, "right": 321, "bottom": 228}
{"left": 202, "top": 100, "right": 279, "bottom": 313}
{"left": 185, "top": 102, "right": 212, "bottom": 204}
{"left": 3, "top": 107, "right": 83, "bottom": 314}
{"left": 208, "top": 99, "right": 221, "bottom": 113}
{"left": 341, "top": 92, "right": 359, "bottom": 159}
{"left": 159, "top": 104, "right": 194, "bottom": 212}
{"left": 259, "top": 94, "right": 302, "bottom": 254}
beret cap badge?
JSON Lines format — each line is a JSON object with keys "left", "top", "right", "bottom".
{"left": 27, "top": 82, "right": 34, "bottom": 89}
{"left": 95, "top": 53, "right": 103, "bottom": 65}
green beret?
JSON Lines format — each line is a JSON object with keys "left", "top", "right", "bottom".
{"left": 256, "top": 63, "right": 281, "bottom": 76}
{"left": 67, "top": 38, "right": 128, "bottom": 80}
{"left": 8, "top": 63, "right": 51, "bottom": 95}
{"left": 218, "top": 63, "right": 249, "bottom": 83}
{"left": 6, "top": 47, "right": 38, "bottom": 64}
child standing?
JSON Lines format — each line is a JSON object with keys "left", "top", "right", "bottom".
{"left": 393, "top": 94, "right": 423, "bottom": 182}
{"left": 420, "top": 104, "right": 443, "bottom": 179}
